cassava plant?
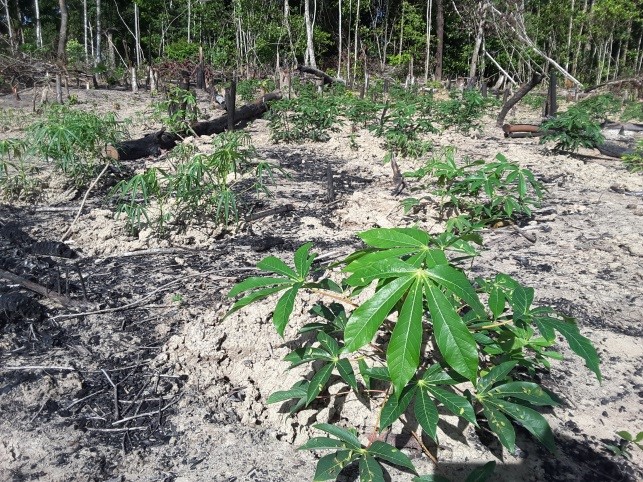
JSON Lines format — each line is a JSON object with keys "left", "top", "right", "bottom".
{"left": 0, "top": 138, "right": 41, "bottom": 201}
{"left": 622, "top": 139, "right": 643, "bottom": 173}
{"left": 227, "top": 227, "right": 601, "bottom": 480}
{"left": 404, "top": 148, "right": 543, "bottom": 229}
{"left": 27, "top": 104, "right": 125, "bottom": 187}
{"left": 540, "top": 107, "right": 605, "bottom": 152}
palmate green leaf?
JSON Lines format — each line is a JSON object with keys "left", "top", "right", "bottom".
{"left": 336, "top": 358, "right": 359, "bottom": 392}
{"left": 421, "top": 363, "right": 459, "bottom": 385}
{"left": 313, "top": 423, "right": 363, "bottom": 450}
{"left": 510, "top": 285, "right": 534, "bottom": 317}
{"left": 487, "top": 381, "right": 559, "bottom": 406}
{"left": 298, "top": 437, "right": 347, "bottom": 451}
{"left": 359, "top": 228, "right": 431, "bottom": 249}
{"left": 294, "top": 242, "right": 316, "bottom": 279}
{"left": 426, "top": 386, "right": 477, "bottom": 425}
{"left": 387, "top": 280, "right": 424, "bottom": 395}
{"left": 306, "top": 362, "right": 334, "bottom": 406}
{"left": 425, "top": 265, "right": 486, "bottom": 318}
{"left": 345, "top": 258, "right": 418, "bottom": 287}
{"left": 414, "top": 388, "right": 439, "bottom": 441}
{"left": 425, "top": 283, "right": 478, "bottom": 382}
{"left": 257, "top": 255, "right": 299, "bottom": 279}
{"left": 483, "top": 405, "right": 516, "bottom": 453}
{"left": 273, "top": 283, "right": 303, "bottom": 336}
{"left": 344, "top": 276, "right": 415, "bottom": 352}
{"left": 313, "top": 450, "right": 358, "bottom": 481}
{"left": 368, "top": 441, "right": 417, "bottom": 472}
{"left": 491, "top": 399, "right": 556, "bottom": 453}
{"left": 477, "top": 361, "right": 518, "bottom": 394}
{"left": 380, "top": 385, "right": 417, "bottom": 430}
{"left": 359, "top": 456, "right": 385, "bottom": 482}
{"left": 534, "top": 317, "right": 601, "bottom": 382}
{"left": 464, "top": 461, "right": 497, "bottom": 482}
{"left": 227, "top": 276, "right": 293, "bottom": 298}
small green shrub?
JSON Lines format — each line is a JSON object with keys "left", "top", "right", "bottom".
{"left": 437, "top": 89, "right": 489, "bottom": 133}
{"left": 604, "top": 430, "right": 643, "bottom": 460}
{"left": 622, "top": 139, "right": 643, "bottom": 173}
{"left": 27, "top": 104, "right": 125, "bottom": 186}
{"left": 540, "top": 108, "right": 605, "bottom": 152}
{"left": 227, "top": 226, "right": 601, "bottom": 480}
{"left": 0, "top": 138, "right": 41, "bottom": 201}
{"left": 111, "top": 132, "right": 281, "bottom": 234}
{"left": 237, "top": 79, "right": 261, "bottom": 102}
{"left": 620, "top": 101, "right": 643, "bottom": 122}
{"left": 522, "top": 93, "right": 546, "bottom": 111}
{"left": 164, "top": 40, "right": 200, "bottom": 61}
{"left": 154, "top": 86, "right": 199, "bottom": 134}
{"left": 268, "top": 88, "right": 342, "bottom": 143}
{"left": 575, "top": 93, "right": 622, "bottom": 122}
{"left": 372, "top": 99, "right": 435, "bottom": 159}
{"left": 404, "top": 148, "right": 543, "bottom": 227}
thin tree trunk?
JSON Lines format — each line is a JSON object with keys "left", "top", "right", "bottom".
{"left": 3, "top": 0, "right": 14, "bottom": 52}
{"left": 304, "top": 0, "right": 317, "bottom": 68}
{"left": 565, "top": 0, "right": 575, "bottom": 71}
{"left": 83, "top": 0, "right": 88, "bottom": 63}
{"left": 57, "top": 0, "right": 69, "bottom": 62}
{"left": 424, "top": 0, "right": 433, "bottom": 83}
{"left": 468, "top": 1, "right": 487, "bottom": 80}
{"left": 95, "top": 0, "right": 101, "bottom": 64}
{"left": 435, "top": 0, "right": 444, "bottom": 80}
{"left": 353, "top": 0, "right": 360, "bottom": 85}
{"left": 187, "top": 0, "right": 191, "bottom": 43}
{"left": 634, "top": 31, "right": 643, "bottom": 75}
{"left": 338, "top": 0, "right": 342, "bottom": 77}
{"left": 134, "top": 3, "right": 141, "bottom": 67}
{"left": 34, "top": 0, "right": 42, "bottom": 49}
{"left": 398, "top": 1, "right": 404, "bottom": 56}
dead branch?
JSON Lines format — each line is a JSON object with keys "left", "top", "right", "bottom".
{"left": 0, "top": 268, "right": 81, "bottom": 308}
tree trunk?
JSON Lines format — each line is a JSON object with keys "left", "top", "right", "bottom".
{"left": 134, "top": 2, "right": 141, "bottom": 67}
{"left": 468, "top": 1, "right": 487, "bottom": 80}
{"left": 95, "top": 0, "right": 101, "bottom": 64}
{"left": 34, "top": 0, "right": 42, "bottom": 49}
{"left": 424, "top": 0, "right": 433, "bottom": 83}
{"left": 496, "top": 73, "right": 544, "bottom": 127}
{"left": 57, "top": 0, "right": 68, "bottom": 62}
{"left": 565, "top": 0, "right": 575, "bottom": 71}
{"left": 435, "top": 0, "right": 444, "bottom": 80}
{"left": 353, "top": 0, "right": 360, "bottom": 85}
{"left": 304, "top": 0, "right": 317, "bottom": 68}
{"left": 338, "top": 0, "right": 342, "bottom": 78}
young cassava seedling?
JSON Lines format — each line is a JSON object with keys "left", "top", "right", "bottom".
{"left": 227, "top": 228, "right": 601, "bottom": 480}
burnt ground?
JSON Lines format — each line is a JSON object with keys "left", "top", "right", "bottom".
{"left": 0, "top": 87, "right": 642, "bottom": 481}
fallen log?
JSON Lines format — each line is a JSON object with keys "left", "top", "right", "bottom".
{"left": 502, "top": 124, "right": 549, "bottom": 138}
{"left": 296, "top": 65, "right": 344, "bottom": 86}
{"left": 106, "top": 92, "right": 282, "bottom": 161}
{"left": 596, "top": 142, "right": 635, "bottom": 159}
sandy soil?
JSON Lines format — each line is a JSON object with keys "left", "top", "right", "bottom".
{"left": 1, "top": 87, "right": 642, "bottom": 482}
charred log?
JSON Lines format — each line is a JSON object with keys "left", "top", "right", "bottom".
{"left": 496, "top": 74, "right": 544, "bottom": 127}
{"left": 296, "top": 65, "right": 343, "bottom": 86}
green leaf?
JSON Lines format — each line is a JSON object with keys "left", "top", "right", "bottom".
{"left": 344, "top": 247, "right": 418, "bottom": 271}
{"left": 380, "top": 385, "right": 417, "bottom": 430}
{"left": 313, "top": 450, "right": 357, "bottom": 481}
{"left": 387, "top": 280, "right": 424, "bottom": 395}
{"left": 294, "top": 242, "right": 316, "bottom": 279}
{"left": 492, "top": 399, "right": 556, "bottom": 453}
{"left": 424, "top": 249, "right": 449, "bottom": 267}
{"left": 488, "top": 287, "right": 505, "bottom": 319}
{"left": 345, "top": 258, "right": 418, "bottom": 287}
{"left": 483, "top": 405, "right": 515, "bottom": 453}
{"left": 306, "top": 363, "right": 334, "bottom": 406}
{"left": 225, "top": 286, "right": 287, "bottom": 318}
{"left": 336, "top": 358, "right": 359, "bottom": 393}
{"left": 535, "top": 318, "right": 601, "bottom": 382}
{"left": 465, "top": 461, "right": 497, "bottom": 482}
{"left": 257, "top": 255, "right": 298, "bottom": 279}
{"left": 368, "top": 441, "right": 417, "bottom": 473}
{"left": 425, "top": 265, "right": 486, "bottom": 317}
{"left": 421, "top": 363, "right": 459, "bottom": 385}
{"left": 510, "top": 285, "right": 534, "bottom": 317}
{"left": 487, "top": 381, "right": 558, "bottom": 406}
{"left": 414, "top": 388, "right": 439, "bottom": 441}
{"left": 425, "top": 283, "right": 478, "bottom": 382}
{"left": 344, "top": 276, "right": 415, "bottom": 351}
{"left": 359, "top": 228, "right": 430, "bottom": 249}
{"left": 313, "top": 423, "right": 363, "bottom": 450}
{"left": 317, "top": 331, "right": 340, "bottom": 356}
{"left": 267, "top": 380, "right": 309, "bottom": 404}
{"left": 273, "top": 284, "right": 302, "bottom": 336}
{"left": 477, "top": 361, "right": 517, "bottom": 393}
{"left": 284, "top": 347, "right": 332, "bottom": 367}
{"left": 427, "top": 386, "right": 477, "bottom": 425}
{"left": 359, "top": 456, "right": 385, "bottom": 482}
{"left": 299, "top": 437, "right": 348, "bottom": 451}
{"left": 228, "top": 276, "right": 293, "bottom": 298}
